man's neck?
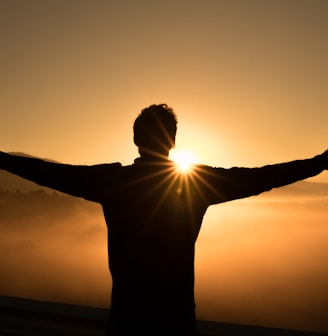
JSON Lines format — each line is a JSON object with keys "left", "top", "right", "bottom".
{"left": 138, "top": 148, "right": 170, "bottom": 162}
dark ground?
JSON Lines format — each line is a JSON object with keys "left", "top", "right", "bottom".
{"left": 0, "top": 295, "right": 326, "bottom": 336}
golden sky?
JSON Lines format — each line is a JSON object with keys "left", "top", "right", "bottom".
{"left": 1, "top": 0, "right": 327, "bottom": 180}
{"left": 1, "top": 1, "right": 328, "bottom": 333}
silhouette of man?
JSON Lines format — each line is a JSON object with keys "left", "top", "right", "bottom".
{"left": 0, "top": 104, "right": 327, "bottom": 335}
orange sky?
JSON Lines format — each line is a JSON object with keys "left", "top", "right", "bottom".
{"left": 1, "top": 1, "right": 328, "bottom": 333}
{"left": 1, "top": 0, "right": 327, "bottom": 181}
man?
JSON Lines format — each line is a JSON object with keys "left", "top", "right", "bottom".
{"left": 0, "top": 104, "right": 327, "bottom": 335}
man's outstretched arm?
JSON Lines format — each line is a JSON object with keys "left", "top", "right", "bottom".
{"left": 0, "top": 151, "right": 120, "bottom": 201}
{"left": 196, "top": 149, "right": 328, "bottom": 204}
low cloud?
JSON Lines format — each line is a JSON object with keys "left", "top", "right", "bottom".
{"left": 0, "top": 186, "right": 328, "bottom": 333}
{"left": 0, "top": 192, "right": 111, "bottom": 308}
{"left": 195, "top": 194, "right": 328, "bottom": 333}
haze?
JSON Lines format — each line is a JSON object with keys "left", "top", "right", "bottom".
{"left": 1, "top": 181, "right": 327, "bottom": 333}
{"left": 0, "top": 0, "right": 328, "bottom": 334}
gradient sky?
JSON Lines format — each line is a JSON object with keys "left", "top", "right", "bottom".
{"left": 1, "top": 0, "right": 328, "bottom": 333}
{"left": 1, "top": 0, "right": 327, "bottom": 180}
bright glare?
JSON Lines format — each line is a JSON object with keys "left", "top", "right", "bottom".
{"left": 170, "top": 149, "right": 198, "bottom": 171}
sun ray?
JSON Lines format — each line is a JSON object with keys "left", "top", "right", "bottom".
{"left": 170, "top": 149, "right": 199, "bottom": 172}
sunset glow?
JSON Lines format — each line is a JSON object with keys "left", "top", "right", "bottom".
{"left": 1, "top": 0, "right": 328, "bottom": 333}
{"left": 170, "top": 149, "right": 199, "bottom": 172}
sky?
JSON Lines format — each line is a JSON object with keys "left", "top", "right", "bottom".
{"left": 1, "top": 0, "right": 328, "bottom": 333}
{"left": 1, "top": 0, "right": 327, "bottom": 179}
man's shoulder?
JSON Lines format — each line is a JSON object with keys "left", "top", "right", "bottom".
{"left": 193, "top": 163, "right": 224, "bottom": 173}
{"left": 96, "top": 162, "right": 122, "bottom": 168}
{"left": 89, "top": 162, "right": 123, "bottom": 174}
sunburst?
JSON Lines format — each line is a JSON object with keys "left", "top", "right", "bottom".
{"left": 170, "top": 149, "right": 198, "bottom": 172}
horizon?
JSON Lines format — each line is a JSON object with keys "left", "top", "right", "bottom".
{"left": 1, "top": 0, "right": 328, "bottom": 334}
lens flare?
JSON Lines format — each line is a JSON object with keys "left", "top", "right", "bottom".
{"left": 170, "top": 149, "right": 198, "bottom": 172}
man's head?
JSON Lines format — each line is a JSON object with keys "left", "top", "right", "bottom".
{"left": 133, "top": 104, "right": 178, "bottom": 158}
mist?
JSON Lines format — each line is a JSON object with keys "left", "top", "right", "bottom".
{"left": 0, "top": 183, "right": 327, "bottom": 333}
{"left": 0, "top": 191, "right": 111, "bottom": 307}
{"left": 196, "top": 191, "right": 328, "bottom": 332}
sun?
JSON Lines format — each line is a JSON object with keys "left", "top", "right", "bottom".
{"left": 170, "top": 149, "right": 199, "bottom": 172}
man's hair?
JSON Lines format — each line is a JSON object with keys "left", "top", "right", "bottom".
{"left": 133, "top": 104, "right": 178, "bottom": 153}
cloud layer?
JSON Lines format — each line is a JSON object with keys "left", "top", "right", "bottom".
{"left": 0, "top": 181, "right": 327, "bottom": 333}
